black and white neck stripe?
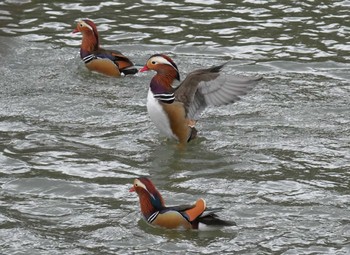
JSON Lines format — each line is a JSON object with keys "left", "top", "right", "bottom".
{"left": 147, "top": 211, "right": 159, "bottom": 223}
{"left": 153, "top": 93, "right": 175, "bottom": 104}
{"left": 82, "top": 54, "right": 95, "bottom": 64}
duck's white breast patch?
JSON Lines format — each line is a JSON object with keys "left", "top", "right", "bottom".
{"left": 147, "top": 89, "right": 176, "bottom": 139}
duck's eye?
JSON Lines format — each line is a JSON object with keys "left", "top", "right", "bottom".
{"left": 135, "top": 183, "right": 138, "bottom": 187}
{"left": 80, "top": 23, "right": 83, "bottom": 27}
{"left": 151, "top": 61, "right": 156, "bottom": 65}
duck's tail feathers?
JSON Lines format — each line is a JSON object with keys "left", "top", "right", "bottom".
{"left": 121, "top": 66, "right": 138, "bottom": 75}
{"left": 198, "top": 208, "right": 235, "bottom": 226}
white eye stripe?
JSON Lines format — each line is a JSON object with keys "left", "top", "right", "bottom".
{"left": 83, "top": 22, "right": 93, "bottom": 31}
{"left": 150, "top": 56, "right": 175, "bottom": 68}
{"left": 76, "top": 19, "right": 93, "bottom": 31}
{"left": 134, "top": 179, "right": 156, "bottom": 200}
{"left": 134, "top": 179, "right": 146, "bottom": 190}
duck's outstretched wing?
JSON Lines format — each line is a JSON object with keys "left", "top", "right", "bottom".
{"left": 188, "top": 73, "right": 262, "bottom": 120}
{"left": 174, "top": 64, "right": 225, "bottom": 116}
{"left": 175, "top": 63, "right": 262, "bottom": 120}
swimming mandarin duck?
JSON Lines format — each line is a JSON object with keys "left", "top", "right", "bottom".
{"left": 73, "top": 19, "right": 138, "bottom": 77}
{"left": 130, "top": 177, "right": 234, "bottom": 230}
{"left": 140, "top": 54, "right": 262, "bottom": 145}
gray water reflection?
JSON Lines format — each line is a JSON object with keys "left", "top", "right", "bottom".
{"left": 1, "top": 0, "right": 349, "bottom": 62}
{"left": 1, "top": 0, "right": 350, "bottom": 254}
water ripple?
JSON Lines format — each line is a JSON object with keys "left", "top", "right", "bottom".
{"left": 0, "top": 0, "right": 348, "bottom": 61}
{"left": 0, "top": 1, "right": 350, "bottom": 254}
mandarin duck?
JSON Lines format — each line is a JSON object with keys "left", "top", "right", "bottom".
{"left": 130, "top": 177, "right": 234, "bottom": 230}
{"left": 140, "top": 54, "right": 262, "bottom": 145}
{"left": 73, "top": 19, "right": 138, "bottom": 77}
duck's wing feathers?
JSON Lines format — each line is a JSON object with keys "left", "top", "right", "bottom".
{"left": 165, "top": 198, "right": 206, "bottom": 222}
{"left": 174, "top": 64, "right": 225, "bottom": 116}
{"left": 93, "top": 48, "right": 137, "bottom": 74}
{"left": 165, "top": 204, "right": 194, "bottom": 212}
{"left": 175, "top": 63, "right": 262, "bottom": 120}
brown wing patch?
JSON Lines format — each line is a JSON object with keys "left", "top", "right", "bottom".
{"left": 185, "top": 198, "right": 206, "bottom": 222}
{"left": 110, "top": 52, "right": 134, "bottom": 70}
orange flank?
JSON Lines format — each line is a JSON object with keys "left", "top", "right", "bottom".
{"left": 85, "top": 58, "right": 121, "bottom": 77}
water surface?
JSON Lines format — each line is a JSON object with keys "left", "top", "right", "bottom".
{"left": 0, "top": 0, "right": 350, "bottom": 254}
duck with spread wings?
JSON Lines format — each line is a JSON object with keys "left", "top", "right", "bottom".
{"left": 140, "top": 54, "right": 262, "bottom": 145}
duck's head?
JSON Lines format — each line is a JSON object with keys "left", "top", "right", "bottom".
{"left": 130, "top": 177, "right": 165, "bottom": 210}
{"left": 140, "top": 54, "right": 180, "bottom": 81}
{"left": 73, "top": 19, "right": 99, "bottom": 37}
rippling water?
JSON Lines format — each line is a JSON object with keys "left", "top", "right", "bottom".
{"left": 1, "top": 0, "right": 350, "bottom": 254}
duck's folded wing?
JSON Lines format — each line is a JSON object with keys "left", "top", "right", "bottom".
{"left": 94, "top": 49, "right": 136, "bottom": 69}
{"left": 165, "top": 198, "right": 206, "bottom": 222}
{"left": 188, "top": 74, "right": 262, "bottom": 120}
{"left": 165, "top": 204, "right": 194, "bottom": 212}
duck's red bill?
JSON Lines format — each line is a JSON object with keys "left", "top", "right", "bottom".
{"left": 129, "top": 186, "right": 135, "bottom": 192}
{"left": 139, "top": 65, "right": 149, "bottom": 72}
